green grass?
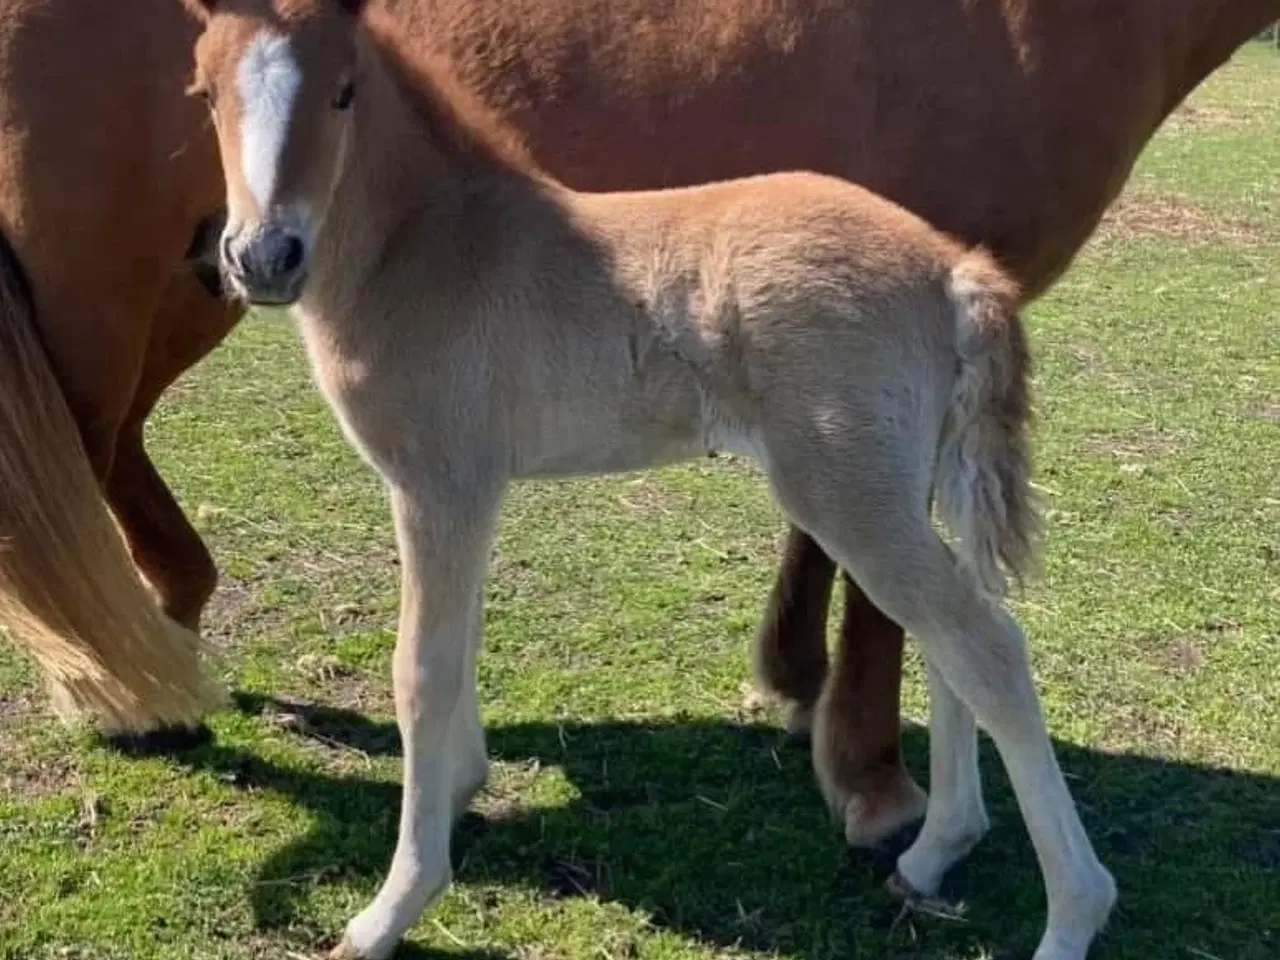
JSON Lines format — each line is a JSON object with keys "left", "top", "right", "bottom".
{"left": 3, "top": 43, "right": 1279, "bottom": 960}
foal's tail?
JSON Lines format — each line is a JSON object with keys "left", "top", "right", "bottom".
{"left": 0, "top": 225, "right": 220, "bottom": 732}
{"left": 934, "top": 248, "right": 1042, "bottom": 598}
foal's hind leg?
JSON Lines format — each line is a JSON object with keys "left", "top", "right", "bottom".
{"left": 835, "top": 535, "right": 1111, "bottom": 959}
{"left": 771, "top": 469, "right": 1113, "bottom": 958}
{"left": 890, "top": 660, "right": 988, "bottom": 895}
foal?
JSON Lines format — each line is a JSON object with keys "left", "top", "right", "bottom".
{"left": 182, "top": 0, "right": 1116, "bottom": 957}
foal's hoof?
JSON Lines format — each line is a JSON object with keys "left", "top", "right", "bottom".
{"left": 329, "top": 939, "right": 373, "bottom": 960}
{"left": 843, "top": 770, "right": 928, "bottom": 848}
{"left": 886, "top": 870, "right": 968, "bottom": 921}
{"left": 99, "top": 722, "right": 213, "bottom": 756}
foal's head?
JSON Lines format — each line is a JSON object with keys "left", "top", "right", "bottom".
{"left": 182, "top": 0, "right": 366, "bottom": 305}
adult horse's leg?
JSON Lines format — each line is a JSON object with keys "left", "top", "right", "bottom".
{"left": 753, "top": 526, "right": 835, "bottom": 733}
{"left": 755, "top": 527, "right": 924, "bottom": 846}
{"left": 813, "top": 574, "right": 927, "bottom": 846}
{"left": 0, "top": 227, "right": 222, "bottom": 733}
{"left": 107, "top": 265, "right": 242, "bottom": 632}
{"left": 97, "top": 266, "right": 241, "bottom": 753}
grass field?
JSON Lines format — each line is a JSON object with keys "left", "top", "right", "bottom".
{"left": 2, "top": 42, "right": 1278, "bottom": 960}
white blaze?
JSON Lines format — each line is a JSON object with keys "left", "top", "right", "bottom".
{"left": 235, "top": 31, "right": 303, "bottom": 212}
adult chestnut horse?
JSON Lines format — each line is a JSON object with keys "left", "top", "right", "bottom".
{"left": 2, "top": 0, "right": 1277, "bottom": 844}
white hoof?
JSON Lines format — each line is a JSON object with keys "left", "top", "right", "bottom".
{"left": 1031, "top": 865, "right": 1117, "bottom": 960}
{"left": 339, "top": 866, "right": 452, "bottom": 960}
{"left": 328, "top": 937, "right": 373, "bottom": 960}
{"left": 894, "top": 807, "right": 989, "bottom": 895}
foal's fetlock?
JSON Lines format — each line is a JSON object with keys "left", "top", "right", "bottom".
{"left": 1033, "top": 866, "right": 1117, "bottom": 960}
{"left": 337, "top": 864, "right": 453, "bottom": 960}
{"left": 895, "top": 807, "right": 989, "bottom": 898}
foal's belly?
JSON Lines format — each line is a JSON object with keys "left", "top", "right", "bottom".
{"left": 511, "top": 401, "right": 709, "bottom": 480}
{"left": 508, "top": 365, "right": 744, "bottom": 480}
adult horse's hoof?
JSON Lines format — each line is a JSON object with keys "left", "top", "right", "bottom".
{"left": 784, "top": 700, "right": 814, "bottom": 740}
{"left": 99, "top": 722, "right": 213, "bottom": 756}
{"left": 843, "top": 767, "right": 928, "bottom": 848}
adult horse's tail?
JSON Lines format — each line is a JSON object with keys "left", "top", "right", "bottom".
{"left": 0, "top": 225, "right": 221, "bottom": 732}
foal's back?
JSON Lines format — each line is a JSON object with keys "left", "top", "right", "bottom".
{"left": 465, "top": 170, "right": 994, "bottom": 479}
{"left": 574, "top": 169, "right": 974, "bottom": 377}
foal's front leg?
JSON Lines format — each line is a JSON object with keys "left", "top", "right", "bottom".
{"left": 337, "top": 486, "right": 501, "bottom": 960}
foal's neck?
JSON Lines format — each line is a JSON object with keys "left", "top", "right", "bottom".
{"left": 314, "top": 21, "right": 555, "bottom": 305}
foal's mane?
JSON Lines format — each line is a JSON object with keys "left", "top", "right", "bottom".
{"left": 362, "top": 7, "right": 538, "bottom": 179}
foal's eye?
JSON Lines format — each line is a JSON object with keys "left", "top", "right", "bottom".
{"left": 331, "top": 81, "right": 355, "bottom": 110}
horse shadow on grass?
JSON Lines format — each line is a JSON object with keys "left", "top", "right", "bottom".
{"left": 161, "top": 692, "right": 1278, "bottom": 959}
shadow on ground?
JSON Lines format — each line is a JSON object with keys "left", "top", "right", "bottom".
{"left": 152, "top": 693, "right": 1278, "bottom": 959}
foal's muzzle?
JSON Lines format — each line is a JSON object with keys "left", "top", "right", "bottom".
{"left": 220, "top": 224, "right": 308, "bottom": 306}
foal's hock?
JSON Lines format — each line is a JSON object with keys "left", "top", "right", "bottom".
{"left": 183, "top": 1, "right": 1117, "bottom": 958}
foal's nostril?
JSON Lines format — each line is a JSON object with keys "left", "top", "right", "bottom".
{"left": 280, "top": 235, "right": 305, "bottom": 274}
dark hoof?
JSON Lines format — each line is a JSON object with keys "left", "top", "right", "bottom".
{"left": 846, "top": 819, "right": 924, "bottom": 881}
{"left": 99, "top": 722, "right": 214, "bottom": 756}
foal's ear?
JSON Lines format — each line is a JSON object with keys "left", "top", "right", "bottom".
{"left": 177, "top": 0, "right": 217, "bottom": 22}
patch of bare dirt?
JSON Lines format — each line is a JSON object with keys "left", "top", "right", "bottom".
{"left": 1163, "top": 638, "right": 1208, "bottom": 677}
{"left": 1136, "top": 618, "right": 1241, "bottom": 679}
{"left": 0, "top": 693, "right": 82, "bottom": 798}
{"left": 1080, "top": 426, "right": 1190, "bottom": 461}
{"left": 488, "top": 549, "right": 542, "bottom": 601}
{"left": 1164, "top": 102, "right": 1248, "bottom": 132}
{"left": 201, "top": 573, "right": 278, "bottom": 649}
{"left": 0, "top": 691, "right": 36, "bottom": 719}
{"left": 541, "top": 854, "right": 610, "bottom": 899}
{"left": 615, "top": 476, "right": 687, "bottom": 519}
{"left": 0, "top": 749, "right": 79, "bottom": 799}
{"left": 1092, "top": 189, "right": 1269, "bottom": 247}
{"left": 1249, "top": 402, "right": 1280, "bottom": 424}
{"left": 1103, "top": 702, "right": 1194, "bottom": 755}
{"left": 473, "top": 758, "right": 544, "bottom": 824}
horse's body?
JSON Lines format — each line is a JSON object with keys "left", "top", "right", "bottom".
{"left": 186, "top": 5, "right": 1116, "bottom": 960}
{"left": 2, "top": 0, "right": 1277, "bottom": 837}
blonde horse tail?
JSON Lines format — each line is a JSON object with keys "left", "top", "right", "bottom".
{"left": 0, "top": 226, "right": 222, "bottom": 733}
{"left": 934, "top": 248, "right": 1043, "bottom": 598}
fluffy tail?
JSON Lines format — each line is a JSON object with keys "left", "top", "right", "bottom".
{"left": 0, "top": 225, "right": 222, "bottom": 732}
{"left": 934, "top": 248, "right": 1043, "bottom": 598}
